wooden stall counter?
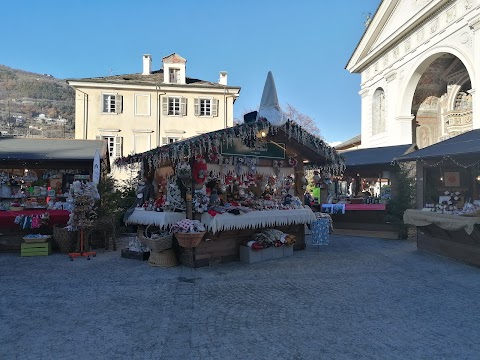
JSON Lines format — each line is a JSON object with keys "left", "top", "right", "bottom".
{"left": 404, "top": 209, "right": 480, "bottom": 267}
{"left": 0, "top": 209, "right": 71, "bottom": 251}
{"left": 324, "top": 202, "right": 395, "bottom": 234}
{"left": 176, "top": 208, "right": 317, "bottom": 268}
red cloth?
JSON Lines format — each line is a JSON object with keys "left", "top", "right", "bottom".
{"left": 0, "top": 210, "right": 70, "bottom": 229}
{"left": 345, "top": 204, "right": 386, "bottom": 211}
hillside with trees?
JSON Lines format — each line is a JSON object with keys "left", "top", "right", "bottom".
{"left": 0, "top": 65, "right": 75, "bottom": 137}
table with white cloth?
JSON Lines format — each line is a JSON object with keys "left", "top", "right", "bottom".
{"left": 124, "top": 208, "right": 186, "bottom": 229}
{"left": 201, "top": 207, "right": 317, "bottom": 234}
{"left": 404, "top": 209, "right": 480, "bottom": 267}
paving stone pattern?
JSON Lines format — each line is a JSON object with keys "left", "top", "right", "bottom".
{"left": 1, "top": 233, "right": 480, "bottom": 360}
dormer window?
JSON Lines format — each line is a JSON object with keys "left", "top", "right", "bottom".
{"left": 169, "top": 68, "right": 180, "bottom": 84}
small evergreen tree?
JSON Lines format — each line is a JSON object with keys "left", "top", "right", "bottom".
{"left": 386, "top": 163, "right": 416, "bottom": 239}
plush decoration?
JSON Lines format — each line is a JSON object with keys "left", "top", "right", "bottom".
{"left": 193, "top": 157, "right": 208, "bottom": 184}
{"left": 176, "top": 162, "right": 191, "bottom": 180}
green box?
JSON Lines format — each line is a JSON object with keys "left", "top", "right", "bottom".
{"left": 21, "top": 242, "right": 52, "bottom": 256}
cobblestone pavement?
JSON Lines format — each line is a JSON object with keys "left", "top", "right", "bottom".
{"left": 1, "top": 233, "right": 480, "bottom": 360}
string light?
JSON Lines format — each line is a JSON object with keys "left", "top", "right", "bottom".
{"left": 392, "top": 155, "right": 480, "bottom": 169}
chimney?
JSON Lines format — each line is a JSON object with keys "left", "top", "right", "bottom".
{"left": 142, "top": 54, "right": 152, "bottom": 75}
{"left": 219, "top": 71, "right": 228, "bottom": 85}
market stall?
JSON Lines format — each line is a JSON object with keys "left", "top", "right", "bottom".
{"left": 115, "top": 111, "right": 345, "bottom": 267}
{"left": 404, "top": 209, "right": 480, "bottom": 267}
{"left": 394, "top": 129, "right": 480, "bottom": 265}
{"left": 318, "top": 144, "right": 415, "bottom": 235}
{"left": 0, "top": 137, "right": 109, "bottom": 251}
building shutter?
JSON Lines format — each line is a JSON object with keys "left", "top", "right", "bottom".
{"left": 180, "top": 97, "right": 187, "bottom": 116}
{"left": 162, "top": 97, "right": 168, "bottom": 115}
{"left": 194, "top": 98, "right": 200, "bottom": 116}
{"left": 101, "top": 94, "right": 106, "bottom": 113}
{"left": 162, "top": 137, "right": 168, "bottom": 145}
{"left": 115, "top": 136, "right": 123, "bottom": 158}
{"left": 115, "top": 95, "right": 123, "bottom": 114}
{"left": 212, "top": 99, "right": 218, "bottom": 117}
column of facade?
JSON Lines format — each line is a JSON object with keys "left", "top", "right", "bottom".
{"left": 358, "top": 88, "right": 370, "bottom": 147}
{"left": 468, "top": 14, "right": 480, "bottom": 129}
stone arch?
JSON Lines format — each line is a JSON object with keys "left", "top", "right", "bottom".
{"left": 397, "top": 46, "right": 474, "bottom": 147}
{"left": 397, "top": 45, "right": 475, "bottom": 117}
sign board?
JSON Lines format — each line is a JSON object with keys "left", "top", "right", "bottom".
{"left": 92, "top": 150, "right": 100, "bottom": 185}
{"left": 221, "top": 138, "right": 285, "bottom": 159}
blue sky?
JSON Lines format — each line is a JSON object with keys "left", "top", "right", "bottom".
{"left": 1, "top": 0, "right": 381, "bottom": 145}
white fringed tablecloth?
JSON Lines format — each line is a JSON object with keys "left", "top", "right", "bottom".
{"left": 125, "top": 208, "right": 186, "bottom": 229}
{"left": 403, "top": 209, "right": 480, "bottom": 235}
{"left": 201, "top": 207, "right": 317, "bottom": 234}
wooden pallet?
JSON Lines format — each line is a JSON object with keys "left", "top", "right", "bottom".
{"left": 21, "top": 241, "right": 52, "bottom": 257}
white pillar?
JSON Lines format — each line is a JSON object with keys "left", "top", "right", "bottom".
{"left": 359, "top": 88, "right": 370, "bottom": 147}
{"left": 396, "top": 115, "right": 415, "bottom": 145}
{"left": 468, "top": 15, "right": 480, "bottom": 129}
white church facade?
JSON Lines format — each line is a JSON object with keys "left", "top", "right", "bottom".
{"left": 346, "top": 0, "right": 480, "bottom": 150}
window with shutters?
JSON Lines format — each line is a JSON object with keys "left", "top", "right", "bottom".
{"left": 163, "top": 97, "right": 187, "bottom": 116}
{"left": 102, "top": 136, "right": 122, "bottom": 158}
{"left": 194, "top": 98, "right": 218, "bottom": 117}
{"left": 161, "top": 137, "right": 180, "bottom": 145}
{"left": 102, "top": 94, "right": 123, "bottom": 114}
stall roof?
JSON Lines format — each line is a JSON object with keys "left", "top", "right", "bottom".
{"left": 341, "top": 144, "right": 414, "bottom": 166}
{"left": 114, "top": 118, "right": 346, "bottom": 174}
{"left": 0, "top": 138, "right": 108, "bottom": 162}
{"left": 395, "top": 129, "right": 480, "bottom": 162}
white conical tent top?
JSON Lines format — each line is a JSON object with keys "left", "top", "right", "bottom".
{"left": 256, "top": 71, "right": 287, "bottom": 126}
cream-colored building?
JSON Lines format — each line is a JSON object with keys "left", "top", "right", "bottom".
{"left": 67, "top": 53, "right": 241, "bottom": 179}
{"left": 346, "top": 0, "right": 480, "bottom": 149}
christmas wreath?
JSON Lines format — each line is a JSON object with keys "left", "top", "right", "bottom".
{"left": 193, "top": 157, "right": 208, "bottom": 184}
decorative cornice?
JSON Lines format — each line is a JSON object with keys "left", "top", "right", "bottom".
{"left": 467, "top": 14, "right": 480, "bottom": 31}
{"left": 359, "top": 88, "right": 370, "bottom": 98}
{"left": 385, "top": 71, "right": 397, "bottom": 82}
{"left": 396, "top": 115, "right": 415, "bottom": 122}
{"left": 98, "top": 128, "right": 121, "bottom": 132}
{"left": 132, "top": 129, "right": 154, "bottom": 133}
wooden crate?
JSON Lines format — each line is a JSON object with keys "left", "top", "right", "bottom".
{"left": 21, "top": 241, "right": 52, "bottom": 257}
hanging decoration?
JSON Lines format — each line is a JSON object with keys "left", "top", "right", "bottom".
{"left": 208, "top": 146, "right": 220, "bottom": 163}
{"left": 114, "top": 118, "right": 345, "bottom": 176}
{"left": 175, "top": 162, "right": 191, "bottom": 181}
{"left": 288, "top": 155, "right": 298, "bottom": 168}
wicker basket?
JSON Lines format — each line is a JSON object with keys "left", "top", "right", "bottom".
{"left": 137, "top": 229, "right": 173, "bottom": 253}
{"left": 23, "top": 235, "right": 51, "bottom": 243}
{"left": 53, "top": 224, "right": 78, "bottom": 253}
{"left": 148, "top": 248, "right": 178, "bottom": 267}
{"left": 174, "top": 231, "right": 206, "bottom": 248}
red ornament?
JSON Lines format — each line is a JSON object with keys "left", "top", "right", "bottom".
{"left": 193, "top": 158, "right": 208, "bottom": 184}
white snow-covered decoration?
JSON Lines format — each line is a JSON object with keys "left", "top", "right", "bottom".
{"left": 201, "top": 207, "right": 317, "bottom": 234}
{"left": 256, "top": 71, "right": 287, "bottom": 127}
{"left": 165, "top": 176, "right": 186, "bottom": 212}
{"left": 66, "top": 181, "right": 100, "bottom": 231}
{"left": 125, "top": 208, "right": 185, "bottom": 228}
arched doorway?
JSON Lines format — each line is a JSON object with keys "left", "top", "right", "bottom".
{"left": 411, "top": 54, "right": 472, "bottom": 148}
